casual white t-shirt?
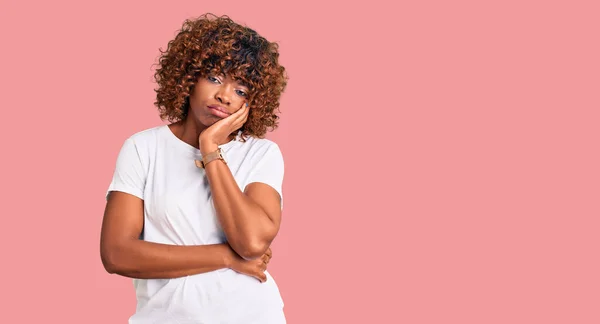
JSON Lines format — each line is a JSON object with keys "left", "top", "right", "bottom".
{"left": 106, "top": 125, "right": 286, "bottom": 324}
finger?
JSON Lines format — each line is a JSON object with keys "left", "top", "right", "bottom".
{"left": 235, "top": 110, "right": 248, "bottom": 127}
{"left": 242, "top": 108, "right": 249, "bottom": 123}
{"left": 241, "top": 111, "right": 249, "bottom": 124}
{"left": 223, "top": 103, "right": 246, "bottom": 124}
{"left": 239, "top": 104, "right": 250, "bottom": 120}
{"left": 228, "top": 103, "right": 246, "bottom": 120}
{"left": 234, "top": 102, "right": 249, "bottom": 116}
{"left": 233, "top": 107, "right": 249, "bottom": 129}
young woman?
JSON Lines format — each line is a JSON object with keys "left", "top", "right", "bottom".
{"left": 100, "top": 13, "right": 289, "bottom": 323}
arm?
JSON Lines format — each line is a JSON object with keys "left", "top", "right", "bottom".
{"left": 102, "top": 134, "right": 272, "bottom": 281}
{"left": 100, "top": 191, "right": 235, "bottom": 279}
{"left": 198, "top": 103, "right": 284, "bottom": 261}
{"left": 202, "top": 152, "right": 282, "bottom": 260}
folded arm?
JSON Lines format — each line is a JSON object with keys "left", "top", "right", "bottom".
{"left": 203, "top": 158, "right": 282, "bottom": 260}
{"left": 100, "top": 191, "right": 234, "bottom": 279}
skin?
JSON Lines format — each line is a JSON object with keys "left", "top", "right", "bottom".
{"left": 192, "top": 74, "right": 283, "bottom": 260}
{"left": 100, "top": 73, "right": 281, "bottom": 282}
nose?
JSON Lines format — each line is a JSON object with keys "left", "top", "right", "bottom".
{"left": 215, "top": 85, "right": 232, "bottom": 105}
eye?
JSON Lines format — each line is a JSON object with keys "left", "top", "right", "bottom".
{"left": 208, "top": 76, "right": 221, "bottom": 84}
{"left": 236, "top": 90, "right": 247, "bottom": 97}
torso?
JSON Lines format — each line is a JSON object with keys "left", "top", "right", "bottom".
{"left": 125, "top": 125, "right": 284, "bottom": 323}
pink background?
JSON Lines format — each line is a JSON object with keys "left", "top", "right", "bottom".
{"left": 1, "top": 0, "right": 599, "bottom": 323}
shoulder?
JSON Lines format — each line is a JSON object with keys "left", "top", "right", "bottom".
{"left": 116, "top": 125, "right": 166, "bottom": 152}
{"left": 124, "top": 125, "right": 164, "bottom": 145}
{"left": 113, "top": 125, "right": 166, "bottom": 164}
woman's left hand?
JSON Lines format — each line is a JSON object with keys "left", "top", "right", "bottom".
{"left": 199, "top": 102, "right": 249, "bottom": 154}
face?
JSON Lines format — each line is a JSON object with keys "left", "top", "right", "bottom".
{"left": 188, "top": 73, "right": 249, "bottom": 126}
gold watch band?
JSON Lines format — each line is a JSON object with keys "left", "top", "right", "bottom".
{"left": 195, "top": 148, "right": 226, "bottom": 169}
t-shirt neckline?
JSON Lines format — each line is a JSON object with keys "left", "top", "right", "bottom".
{"left": 161, "top": 125, "right": 240, "bottom": 157}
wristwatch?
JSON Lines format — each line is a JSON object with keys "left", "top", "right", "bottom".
{"left": 195, "top": 148, "right": 227, "bottom": 169}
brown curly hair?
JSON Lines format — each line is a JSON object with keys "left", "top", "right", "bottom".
{"left": 153, "top": 13, "right": 288, "bottom": 138}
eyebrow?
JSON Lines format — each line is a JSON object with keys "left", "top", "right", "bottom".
{"left": 216, "top": 72, "right": 249, "bottom": 89}
{"left": 235, "top": 79, "right": 249, "bottom": 89}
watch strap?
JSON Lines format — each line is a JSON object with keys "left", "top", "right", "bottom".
{"left": 195, "top": 148, "right": 226, "bottom": 168}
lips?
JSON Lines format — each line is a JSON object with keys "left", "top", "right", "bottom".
{"left": 208, "top": 105, "right": 231, "bottom": 118}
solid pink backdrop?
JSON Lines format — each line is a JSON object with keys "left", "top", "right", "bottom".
{"left": 0, "top": 0, "right": 599, "bottom": 323}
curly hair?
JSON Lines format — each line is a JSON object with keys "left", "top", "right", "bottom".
{"left": 153, "top": 13, "right": 288, "bottom": 139}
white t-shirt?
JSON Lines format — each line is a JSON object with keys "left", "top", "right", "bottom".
{"left": 106, "top": 125, "right": 286, "bottom": 324}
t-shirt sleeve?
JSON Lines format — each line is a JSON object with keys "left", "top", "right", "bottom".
{"left": 106, "top": 137, "right": 146, "bottom": 200}
{"left": 245, "top": 143, "right": 285, "bottom": 209}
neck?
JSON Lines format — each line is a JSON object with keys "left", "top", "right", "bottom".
{"left": 177, "top": 116, "right": 206, "bottom": 149}
{"left": 169, "top": 116, "right": 235, "bottom": 150}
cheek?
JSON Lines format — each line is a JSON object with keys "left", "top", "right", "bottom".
{"left": 188, "top": 91, "right": 208, "bottom": 109}
{"left": 232, "top": 97, "right": 247, "bottom": 108}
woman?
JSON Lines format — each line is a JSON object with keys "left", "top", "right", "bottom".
{"left": 100, "top": 13, "right": 289, "bottom": 323}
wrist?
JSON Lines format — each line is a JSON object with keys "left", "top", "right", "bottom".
{"left": 200, "top": 140, "right": 219, "bottom": 155}
{"left": 221, "top": 244, "right": 235, "bottom": 269}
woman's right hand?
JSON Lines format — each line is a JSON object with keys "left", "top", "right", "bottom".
{"left": 228, "top": 246, "right": 272, "bottom": 283}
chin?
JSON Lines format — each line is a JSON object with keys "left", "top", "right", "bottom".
{"left": 200, "top": 115, "right": 221, "bottom": 126}
{"left": 188, "top": 112, "right": 211, "bottom": 126}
